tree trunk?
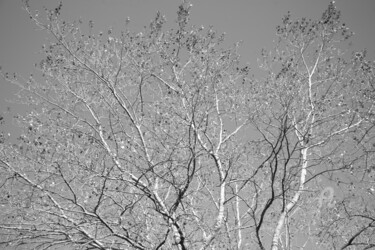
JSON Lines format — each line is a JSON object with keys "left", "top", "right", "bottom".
{"left": 271, "top": 147, "right": 308, "bottom": 250}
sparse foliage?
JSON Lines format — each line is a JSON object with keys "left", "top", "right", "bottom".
{"left": 0, "top": 1, "right": 374, "bottom": 250}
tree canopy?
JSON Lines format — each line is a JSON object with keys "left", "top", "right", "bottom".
{"left": 0, "top": 1, "right": 374, "bottom": 249}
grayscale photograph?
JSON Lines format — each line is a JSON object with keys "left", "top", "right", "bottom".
{"left": 0, "top": 0, "right": 375, "bottom": 249}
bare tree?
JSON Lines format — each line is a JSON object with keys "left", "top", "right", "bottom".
{"left": 0, "top": 1, "right": 250, "bottom": 249}
{"left": 0, "top": 1, "right": 374, "bottom": 250}
{"left": 240, "top": 3, "right": 375, "bottom": 249}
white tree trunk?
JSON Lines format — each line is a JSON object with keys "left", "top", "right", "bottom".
{"left": 271, "top": 147, "right": 308, "bottom": 250}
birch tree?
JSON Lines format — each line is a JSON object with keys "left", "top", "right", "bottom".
{"left": 0, "top": 1, "right": 250, "bottom": 249}
{"left": 0, "top": 1, "right": 374, "bottom": 250}
{"left": 243, "top": 3, "right": 375, "bottom": 249}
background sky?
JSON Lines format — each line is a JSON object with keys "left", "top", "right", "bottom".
{"left": 0, "top": 1, "right": 374, "bottom": 248}
{"left": 1, "top": 0, "right": 375, "bottom": 135}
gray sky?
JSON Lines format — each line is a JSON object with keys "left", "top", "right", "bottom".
{"left": 1, "top": 0, "right": 375, "bottom": 132}
{"left": 0, "top": 1, "right": 374, "bottom": 248}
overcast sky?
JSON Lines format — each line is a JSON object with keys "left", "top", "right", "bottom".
{"left": 1, "top": 0, "right": 375, "bottom": 133}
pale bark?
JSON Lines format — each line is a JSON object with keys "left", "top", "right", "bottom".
{"left": 271, "top": 147, "right": 308, "bottom": 250}
{"left": 235, "top": 183, "right": 242, "bottom": 249}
